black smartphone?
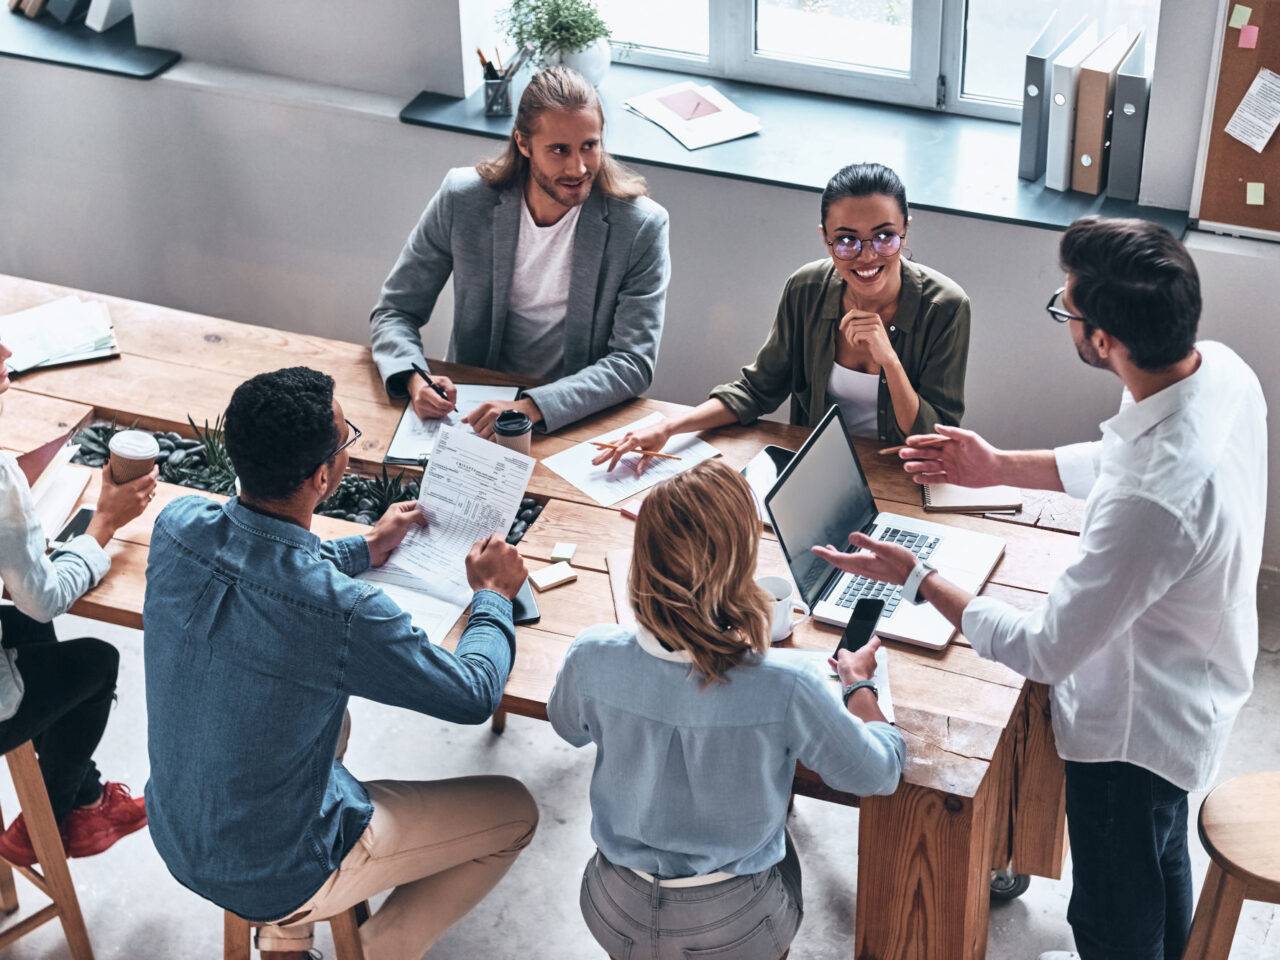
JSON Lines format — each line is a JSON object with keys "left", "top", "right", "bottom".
{"left": 833, "top": 598, "right": 884, "bottom": 658}
{"left": 53, "top": 507, "right": 95, "bottom": 546}
{"left": 512, "top": 578, "right": 540, "bottom": 625}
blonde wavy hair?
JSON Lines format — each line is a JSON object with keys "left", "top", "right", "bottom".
{"left": 630, "top": 459, "right": 773, "bottom": 683}
{"left": 475, "top": 65, "right": 647, "bottom": 200}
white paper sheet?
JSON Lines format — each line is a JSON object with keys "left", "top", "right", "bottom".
{"left": 773, "top": 647, "right": 895, "bottom": 724}
{"left": 365, "top": 427, "right": 536, "bottom": 637}
{"left": 1225, "top": 67, "right": 1280, "bottom": 153}
{"left": 624, "top": 81, "right": 762, "bottom": 150}
{"left": 539, "top": 412, "right": 721, "bottom": 506}
{"left": 384, "top": 384, "right": 520, "bottom": 463}
{"left": 0, "top": 297, "right": 118, "bottom": 374}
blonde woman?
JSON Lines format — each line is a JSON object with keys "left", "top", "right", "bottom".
{"left": 548, "top": 459, "right": 904, "bottom": 959}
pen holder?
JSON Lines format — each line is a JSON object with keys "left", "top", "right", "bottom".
{"left": 484, "top": 76, "right": 515, "bottom": 117}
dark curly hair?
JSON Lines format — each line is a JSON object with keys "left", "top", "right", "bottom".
{"left": 224, "top": 367, "right": 339, "bottom": 500}
{"left": 1059, "top": 216, "right": 1200, "bottom": 371}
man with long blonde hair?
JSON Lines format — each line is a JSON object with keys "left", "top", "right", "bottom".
{"left": 370, "top": 66, "right": 670, "bottom": 435}
{"left": 548, "top": 460, "right": 903, "bottom": 958}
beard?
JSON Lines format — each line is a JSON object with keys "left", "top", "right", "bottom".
{"left": 528, "top": 161, "right": 593, "bottom": 209}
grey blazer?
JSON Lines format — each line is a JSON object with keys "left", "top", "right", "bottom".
{"left": 370, "top": 167, "right": 671, "bottom": 433}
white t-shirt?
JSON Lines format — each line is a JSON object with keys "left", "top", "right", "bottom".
{"left": 826, "top": 361, "right": 880, "bottom": 438}
{"left": 499, "top": 198, "right": 582, "bottom": 379}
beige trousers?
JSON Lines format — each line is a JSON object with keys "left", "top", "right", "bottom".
{"left": 256, "top": 715, "right": 538, "bottom": 958}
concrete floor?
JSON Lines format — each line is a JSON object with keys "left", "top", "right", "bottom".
{"left": 1, "top": 600, "right": 1279, "bottom": 959}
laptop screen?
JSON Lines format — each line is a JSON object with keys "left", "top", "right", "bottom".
{"left": 764, "top": 407, "right": 878, "bottom": 608}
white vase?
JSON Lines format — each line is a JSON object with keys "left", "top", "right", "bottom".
{"left": 557, "top": 37, "right": 611, "bottom": 86}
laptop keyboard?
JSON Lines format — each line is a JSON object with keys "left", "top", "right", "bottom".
{"left": 833, "top": 527, "right": 939, "bottom": 617}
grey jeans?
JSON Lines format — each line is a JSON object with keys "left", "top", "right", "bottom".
{"left": 580, "top": 835, "right": 803, "bottom": 960}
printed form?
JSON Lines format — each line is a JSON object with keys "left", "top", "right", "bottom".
{"left": 385, "top": 384, "right": 519, "bottom": 463}
{"left": 361, "top": 426, "right": 534, "bottom": 639}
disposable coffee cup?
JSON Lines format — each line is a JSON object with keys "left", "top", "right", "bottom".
{"left": 493, "top": 410, "right": 532, "bottom": 456}
{"left": 107, "top": 430, "right": 159, "bottom": 484}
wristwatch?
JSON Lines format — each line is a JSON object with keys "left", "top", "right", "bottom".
{"left": 902, "top": 559, "right": 937, "bottom": 605}
{"left": 841, "top": 679, "right": 878, "bottom": 704}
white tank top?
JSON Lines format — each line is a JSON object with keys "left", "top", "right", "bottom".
{"left": 827, "top": 361, "right": 880, "bottom": 438}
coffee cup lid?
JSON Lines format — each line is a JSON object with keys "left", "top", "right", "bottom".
{"left": 108, "top": 429, "right": 160, "bottom": 460}
{"left": 494, "top": 410, "right": 532, "bottom": 436}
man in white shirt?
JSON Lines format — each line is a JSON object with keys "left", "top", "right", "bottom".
{"left": 370, "top": 66, "right": 670, "bottom": 436}
{"left": 813, "top": 216, "right": 1267, "bottom": 960}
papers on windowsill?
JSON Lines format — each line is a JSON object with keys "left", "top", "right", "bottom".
{"left": 624, "top": 81, "right": 762, "bottom": 150}
{"left": 773, "top": 646, "right": 895, "bottom": 724}
{"left": 1225, "top": 67, "right": 1280, "bottom": 153}
{"left": 0, "top": 296, "right": 120, "bottom": 377}
{"left": 384, "top": 384, "right": 520, "bottom": 464}
{"left": 540, "top": 412, "right": 721, "bottom": 507}
{"left": 361, "top": 426, "right": 534, "bottom": 639}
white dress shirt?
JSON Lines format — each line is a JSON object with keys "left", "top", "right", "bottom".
{"left": 0, "top": 452, "right": 111, "bottom": 721}
{"left": 963, "top": 342, "right": 1267, "bottom": 791}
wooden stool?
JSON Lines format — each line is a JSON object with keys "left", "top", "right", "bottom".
{"left": 1184, "top": 770, "right": 1280, "bottom": 958}
{"left": 224, "top": 902, "right": 367, "bottom": 960}
{"left": 0, "top": 741, "right": 94, "bottom": 959}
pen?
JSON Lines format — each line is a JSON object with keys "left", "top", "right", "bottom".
{"left": 877, "top": 437, "right": 950, "bottom": 457}
{"left": 476, "top": 47, "right": 498, "bottom": 81}
{"left": 411, "top": 363, "right": 452, "bottom": 405}
{"left": 591, "top": 441, "right": 683, "bottom": 462}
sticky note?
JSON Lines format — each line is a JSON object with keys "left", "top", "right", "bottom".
{"left": 1230, "top": 4, "right": 1252, "bottom": 28}
{"left": 1240, "top": 24, "right": 1260, "bottom": 48}
{"left": 550, "top": 542, "right": 577, "bottom": 562}
{"left": 1247, "top": 182, "right": 1265, "bottom": 205}
{"left": 530, "top": 561, "right": 577, "bottom": 592}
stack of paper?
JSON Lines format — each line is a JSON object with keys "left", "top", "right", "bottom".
{"left": 385, "top": 384, "right": 520, "bottom": 464}
{"left": 361, "top": 426, "right": 535, "bottom": 640}
{"left": 624, "top": 81, "right": 762, "bottom": 150}
{"left": 0, "top": 296, "right": 120, "bottom": 377}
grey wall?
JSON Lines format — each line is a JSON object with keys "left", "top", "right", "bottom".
{"left": 0, "top": 54, "right": 1274, "bottom": 564}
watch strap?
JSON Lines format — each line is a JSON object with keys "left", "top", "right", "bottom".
{"left": 842, "top": 679, "right": 878, "bottom": 703}
{"left": 903, "top": 560, "right": 936, "bottom": 605}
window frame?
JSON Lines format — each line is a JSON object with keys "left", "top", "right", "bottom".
{"left": 608, "top": 0, "right": 1030, "bottom": 122}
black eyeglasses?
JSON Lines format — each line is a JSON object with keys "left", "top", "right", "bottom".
{"left": 302, "top": 418, "right": 362, "bottom": 479}
{"left": 825, "top": 231, "right": 903, "bottom": 261}
{"left": 1046, "top": 287, "right": 1085, "bottom": 324}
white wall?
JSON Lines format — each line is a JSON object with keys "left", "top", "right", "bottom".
{"left": 0, "top": 55, "right": 1275, "bottom": 565}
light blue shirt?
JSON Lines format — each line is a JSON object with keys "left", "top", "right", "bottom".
{"left": 548, "top": 624, "right": 905, "bottom": 878}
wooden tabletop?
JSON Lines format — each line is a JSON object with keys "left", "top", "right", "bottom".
{"left": 0, "top": 272, "right": 1083, "bottom": 803}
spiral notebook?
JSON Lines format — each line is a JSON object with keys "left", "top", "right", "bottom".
{"left": 922, "top": 482, "right": 1022, "bottom": 514}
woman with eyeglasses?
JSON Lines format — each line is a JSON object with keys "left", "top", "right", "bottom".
{"left": 594, "top": 162, "right": 970, "bottom": 469}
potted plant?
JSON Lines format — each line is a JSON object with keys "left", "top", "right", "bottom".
{"left": 499, "top": 0, "right": 613, "bottom": 86}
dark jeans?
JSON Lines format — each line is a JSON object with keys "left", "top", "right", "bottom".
{"left": 0, "top": 606, "right": 117, "bottom": 824}
{"left": 1065, "top": 760, "right": 1193, "bottom": 960}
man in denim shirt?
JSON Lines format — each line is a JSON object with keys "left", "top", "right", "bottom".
{"left": 143, "top": 367, "right": 537, "bottom": 960}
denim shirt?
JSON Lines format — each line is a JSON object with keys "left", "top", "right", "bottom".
{"left": 143, "top": 496, "right": 515, "bottom": 921}
{"left": 548, "top": 624, "right": 905, "bottom": 878}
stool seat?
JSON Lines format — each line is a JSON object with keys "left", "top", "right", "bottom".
{"left": 1184, "top": 770, "right": 1280, "bottom": 959}
{"left": 1197, "top": 770, "right": 1280, "bottom": 902}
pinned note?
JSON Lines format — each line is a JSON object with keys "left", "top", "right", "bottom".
{"left": 1247, "top": 182, "right": 1266, "bottom": 205}
{"left": 1225, "top": 68, "right": 1280, "bottom": 153}
{"left": 1240, "top": 24, "right": 1260, "bottom": 48}
{"left": 1230, "top": 4, "right": 1253, "bottom": 28}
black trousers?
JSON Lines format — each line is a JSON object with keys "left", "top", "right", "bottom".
{"left": 0, "top": 606, "right": 117, "bottom": 824}
{"left": 1065, "top": 760, "right": 1193, "bottom": 960}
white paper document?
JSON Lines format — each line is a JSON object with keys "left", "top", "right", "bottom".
{"left": 384, "top": 384, "right": 520, "bottom": 463}
{"left": 774, "top": 647, "right": 895, "bottom": 724}
{"left": 540, "top": 412, "right": 721, "bottom": 507}
{"left": 624, "top": 81, "right": 762, "bottom": 150}
{"left": 0, "top": 297, "right": 118, "bottom": 375}
{"left": 362, "top": 426, "right": 535, "bottom": 638}
{"left": 1225, "top": 67, "right": 1280, "bottom": 153}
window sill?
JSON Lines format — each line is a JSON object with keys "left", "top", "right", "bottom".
{"left": 0, "top": 12, "right": 178, "bottom": 80}
{"left": 400, "top": 62, "right": 1188, "bottom": 235}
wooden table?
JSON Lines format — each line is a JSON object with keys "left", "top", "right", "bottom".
{"left": 1, "top": 274, "right": 1076, "bottom": 959}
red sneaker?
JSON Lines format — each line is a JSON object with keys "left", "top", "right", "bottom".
{"left": 61, "top": 782, "right": 148, "bottom": 859}
{"left": 0, "top": 814, "right": 38, "bottom": 868}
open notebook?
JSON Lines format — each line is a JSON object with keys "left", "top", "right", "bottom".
{"left": 922, "top": 482, "right": 1022, "bottom": 514}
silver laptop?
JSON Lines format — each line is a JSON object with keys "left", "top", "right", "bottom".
{"left": 764, "top": 406, "right": 1005, "bottom": 651}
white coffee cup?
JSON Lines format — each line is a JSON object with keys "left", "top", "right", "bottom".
{"left": 756, "top": 575, "right": 810, "bottom": 644}
{"left": 107, "top": 430, "right": 159, "bottom": 484}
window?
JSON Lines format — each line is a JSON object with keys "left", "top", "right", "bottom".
{"left": 599, "top": 0, "right": 1161, "bottom": 120}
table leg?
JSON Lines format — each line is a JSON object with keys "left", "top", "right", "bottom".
{"left": 855, "top": 770, "right": 1003, "bottom": 959}
{"left": 1010, "top": 683, "right": 1067, "bottom": 879}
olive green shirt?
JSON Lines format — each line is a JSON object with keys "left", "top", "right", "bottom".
{"left": 709, "top": 258, "right": 971, "bottom": 445}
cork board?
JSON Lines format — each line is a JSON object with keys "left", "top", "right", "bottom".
{"left": 1194, "top": 0, "right": 1280, "bottom": 239}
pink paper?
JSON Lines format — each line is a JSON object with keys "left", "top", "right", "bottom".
{"left": 1240, "top": 24, "right": 1259, "bottom": 48}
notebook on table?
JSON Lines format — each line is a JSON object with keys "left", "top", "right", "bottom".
{"left": 922, "top": 483, "right": 1022, "bottom": 515}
